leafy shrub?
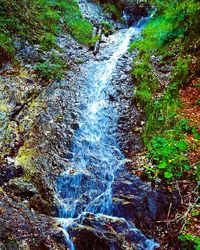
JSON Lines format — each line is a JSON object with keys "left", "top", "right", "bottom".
{"left": 169, "top": 57, "right": 190, "bottom": 92}
{"left": 35, "top": 53, "right": 66, "bottom": 81}
{"left": 133, "top": 58, "right": 191, "bottom": 179}
{"left": 0, "top": 33, "right": 13, "bottom": 52}
{"left": 40, "top": 8, "right": 61, "bottom": 32}
{"left": 40, "top": 33, "right": 57, "bottom": 50}
{"left": 132, "top": 57, "right": 160, "bottom": 106}
{"left": 35, "top": 62, "right": 64, "bottom": 81}
{"left": 100, "top": 21, "right": 113, "bottom": 36}
{"left": 147, "top": 135, "right": 189, "bottom": 179}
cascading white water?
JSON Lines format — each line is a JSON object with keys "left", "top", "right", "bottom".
{"left": 56, "top": 16, "right": 159, "bottom": 250}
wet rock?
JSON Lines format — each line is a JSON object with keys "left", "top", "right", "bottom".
{"left": 123, "top": 2, "right": 150, "bottom": 25}
{"left": 30, "top": 171, "right": 58, "bottom": 216}
{"left": 95, "top": 0, "right": 151, "bottom": 25}
{"left": 10, "top": 103, "right": 26, "bottom": 120}
{"left": 0, "top": 163, "right": 24, "bottom": 185}
{"left": 124, "top": 136, "right": 144, "bottom": 154}
{"left": 30, "top": 194, "right": 52, "bottom": 215}
{"left": 0, "top": 242, "right": 5, "bottom": 250}
{"left": 110, "top": 50, "right": 144, "bottom": 154}
{"left": 0, "top": 111, "right": 7, "bottom": 121}
{"left": 8, "top": 178, "right": 38, "bottom": 197}
{"left": 0, "top": 191, "right": 64, "bottom": 250}
{"left": 95, "top": 55, "right": 110, "bottom": 61}
{"left": 123, "top": 65, "right": 132, "bottom": 73}
{"left": 79, "top": 0, "right": 111, "bottom": 25}
{"left": 70, "top": 213, "right": 156, "bottom": 250}
{"left": 17, "top": 44, "right": 43, "bottom": 63}
{"left": 13, "top": 40, "right": 23, "bottom": 50}
{"left": 112, "top": 170, "right": 180, "bottom": 232}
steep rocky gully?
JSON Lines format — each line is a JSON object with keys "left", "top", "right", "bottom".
{"left": 0, "top": 1, "right": 180, "bottom": 249}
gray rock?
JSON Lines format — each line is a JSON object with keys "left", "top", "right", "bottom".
{"left": 8, "top": 178, "right": 38, "bottom": 196}
{"left": 18, "top": 44, "right": 43, "bottom": 63}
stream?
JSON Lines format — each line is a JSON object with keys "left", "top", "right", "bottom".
{"left": 55, "top": 8, "right": 160, "bottom": 249}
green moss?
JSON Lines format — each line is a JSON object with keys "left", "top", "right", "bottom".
{"left": 16, "top": 145, "right": 37, "bottom": 180}
{"left": 16, "top": 147, "right": 36, "bottom": 167}
{"left": 0, "top": 102, "right": 10, "bottom": 113}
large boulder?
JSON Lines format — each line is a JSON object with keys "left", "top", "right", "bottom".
{"left": 111, "top": 169, "right": 180, "bottom": 233}
{"left": 69, "top": 213, "right": 159, "bottom": 250}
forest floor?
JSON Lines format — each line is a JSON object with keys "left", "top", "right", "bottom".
{"left": 180, "top": 77, "right": 200, "bottom": 164}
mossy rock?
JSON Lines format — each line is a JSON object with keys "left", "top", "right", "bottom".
{"left": 15, "top": 145, "right": 37, "bottom": 180}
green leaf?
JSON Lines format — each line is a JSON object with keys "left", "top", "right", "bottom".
{"left": 175, "top": 172, "right": 182, "bottom": 177}
{"left": 164, "top": 172, "right": 173, "bottom": 179}
{"left": 185, "top": 125, "right": 190, "bottom": 130}
{"left": 184, "top": 164, "right": 190, "bottom": 170}
{"left": 157, "top": 161, "right": 167, "bottom": 169}
{"left": 192, "top": 128, "right": 198, "bottom": 134}
{"left": 195, "top": 99, "right": 200, "bottom": 105}
{"left": 158, "top": 116, "right": 164, "bottom": 121}
{"left": 194, "top": 133, "right": 200, "bottom": 140}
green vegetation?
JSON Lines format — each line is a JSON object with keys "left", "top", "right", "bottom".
{"left": 40, "top": 33, "right": 57, "bottom": 50}
{"left": 35, "top": 53, "right": 67, "bottom": 81}
{"left": 178, "top": 233, "right": 200, "bottom": 250}
{"left": 104, "top": 3, "right": 122, "bottom": 21}
{"left": 35, "top": 62, "right": 64, "bottom": 81}
{"left": 131, "top": 0, "right": 200, "bottom": 181}
{"left": 100, "top": 21, "right": 114, "bottom": 36}
{"left": 61, "top": 0, "right": 93, "bottom": 44}
{"left": 0, "top": 0, "right": 93, "bottom": 62}
{"left": 130, "top": 2, "right": 200, "bottom": 246}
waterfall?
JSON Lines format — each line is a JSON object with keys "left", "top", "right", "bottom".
{"left": 56, "top": 17, "right": 159, "bottom": 250}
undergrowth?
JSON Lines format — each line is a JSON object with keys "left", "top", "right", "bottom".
{"left": 130, "top": 2, "right": 200, "bottom": 246}
{"left": 130, "top": 0, "right": 200, "bottom": 181}
{"left": 178, "top": 233, "right": 200, "bottom": 250}
{"left": 0, "top": 0, "right": 93, "bottom": 63}
{"left": 35, "top": 52, "right": 67, "bottom": 81}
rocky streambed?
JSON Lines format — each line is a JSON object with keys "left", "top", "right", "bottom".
{"left": 0, "top": 1, "right": 180, "bottom": 249}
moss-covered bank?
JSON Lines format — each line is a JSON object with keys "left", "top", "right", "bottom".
{"left": 0, "top": 0, "right": 93, "bottom": 65}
